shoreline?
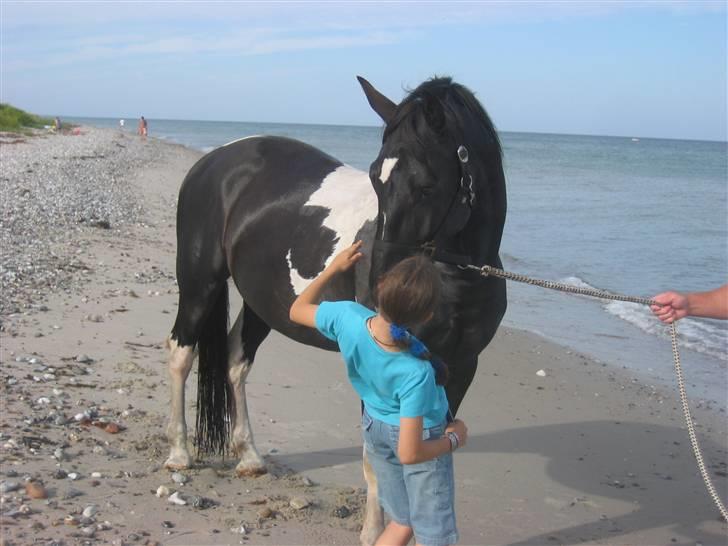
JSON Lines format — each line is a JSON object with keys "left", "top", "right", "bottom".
{"left": 1, "top": 128, "right": 726, "bottom": 545}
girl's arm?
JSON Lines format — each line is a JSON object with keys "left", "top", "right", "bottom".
{"left": 398, "top": 416, "right": 468, "bottom": 465}
{"left": 289, "top": 241, "right": 363, "bottom": 328}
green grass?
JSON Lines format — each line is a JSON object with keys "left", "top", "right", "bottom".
{"left": 0, "top": 103, "right": 55, "bottom": 132}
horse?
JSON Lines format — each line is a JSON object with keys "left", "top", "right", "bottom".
{"left": 164, "top": 75, "right": 507, "bottom": 543}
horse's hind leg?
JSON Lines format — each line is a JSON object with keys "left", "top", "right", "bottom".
{"left": 361, "top": 448, "right": 385, "bottom": 546}
{"left": 228, "top": 303, "right": 270, "bottom": 477}
{"left": 164, "top": 336, "right": 195, "bottom": 470}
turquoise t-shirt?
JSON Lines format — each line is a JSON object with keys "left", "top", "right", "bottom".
{"left": 315, "top": 300, "right": 449, "bottom": 428}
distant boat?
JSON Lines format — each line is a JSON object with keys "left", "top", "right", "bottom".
{"left": 631, "top": 138, "right": 640, "bottom": 142}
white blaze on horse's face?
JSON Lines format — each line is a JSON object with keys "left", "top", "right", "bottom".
{"left": 288, "top": 165, "right": 378, "bottom": 295}
{"left": 379, "top": 157, "right": 398, "bottom": 184}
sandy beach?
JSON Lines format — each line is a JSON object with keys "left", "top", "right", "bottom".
{"left": 1, "top": 128, "right": 726, "bottom": 546}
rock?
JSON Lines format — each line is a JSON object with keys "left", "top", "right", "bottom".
{"left": 536, "top": 369, "right": 546, "bottom": 377}
{"left": 161, "top": 521, "right": 174, "bottom": 529}
{"left": 80, "top": 525, "right": 96, "bottom": 537}
{"left": 53, "top": 469, "right": 68, "bottom": 479}
{"left": 61, "top": 488, "right": 83, "bottom": 500}
{"left": 167, "top": 491, "right": 186, "bottom": 506}
{"left": 82, "top": 505, "right": 98, "bottom": 518}
{"left": 257, "top": 507, "right": 273, "bottom": 519}
{"left": 170, "top": 472, "right": 187, "bottom": 485}
{"left": 67, "top": 472, "right": 79, "bottom": 481}
{"left": 0, "top": 481, "right": 21, "bottom": 494}
{"left": 75, "top": 355, "right": 93, "bottom": 363}
{"left": 25, "top": 481, "right": 48, "bottom": 499}
{"left": 301, "top": 476, "right": 315, "bottom": 487}
{"left": 155, "top": 485, "right": 170, "bottom": 498}
{"left": 289, "top": 496, "right": 310, "bottom": 510}
{"left": 332, "top": 505, "right": 351, "bottom": 518}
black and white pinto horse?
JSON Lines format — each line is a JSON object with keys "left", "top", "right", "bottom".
{"left": 165, "top": 76, "right": 507, "bottom": 543}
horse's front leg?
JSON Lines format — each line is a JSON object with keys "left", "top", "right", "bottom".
{"left": 164, "top": 337, "right": 195, "bottom": 469}
{"left": 360, "top": 447, "right": 385, "bottom": 546}
{"left": 228, "top": 305, "right": 269, "bottom": 477}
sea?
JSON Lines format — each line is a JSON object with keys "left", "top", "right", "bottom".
{"left": 68, "top": 116, "right": 728, "bottom": 407}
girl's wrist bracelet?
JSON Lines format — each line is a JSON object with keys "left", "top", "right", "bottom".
{"left": 446, "top": 431, "right": 460, "bottom": 452}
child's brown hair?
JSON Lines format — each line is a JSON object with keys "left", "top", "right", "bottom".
{"left": 376, "top": 255, "right": 449, "bottom": 385}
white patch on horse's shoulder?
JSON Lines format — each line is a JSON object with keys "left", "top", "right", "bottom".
{"left": 286, "top": 250, "right": 312, "bottom": 297}
{"left": 380, "top": 157, "right": 398, "bottom": 184}
{"left": 288, "top": 164, "right": 377, "bottom": 295}
{"left": 222, "top": 135, "right": 262, "bottom": 147}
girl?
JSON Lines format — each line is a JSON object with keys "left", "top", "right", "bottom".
{"left": 289, "top": 240, "right": 468, "bottom": 546}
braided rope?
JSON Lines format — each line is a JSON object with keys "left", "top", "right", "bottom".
{"left": 467, "top": 264, "right": 728, "bottom": 523}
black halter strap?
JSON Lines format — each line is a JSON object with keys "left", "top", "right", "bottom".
{"left": 374, "top": 145, "right": 476, "bottom": 267}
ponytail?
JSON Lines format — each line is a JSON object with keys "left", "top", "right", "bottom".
{"left": 390, "top": 323, "right": 449, "bottom": 386}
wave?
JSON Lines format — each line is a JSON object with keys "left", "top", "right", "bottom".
{"left": 547, "top": 275, "right": 727, "bottom": 362}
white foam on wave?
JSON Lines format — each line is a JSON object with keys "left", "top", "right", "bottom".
{"left": 606, "top": 300, "right": 727, "bottom": 362}
{"left": 548, "top": 273, "right": 726, "bottom": 362}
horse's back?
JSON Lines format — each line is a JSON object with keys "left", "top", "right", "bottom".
{"left": 176, "top": 135, "right": 377, "bottom": 347}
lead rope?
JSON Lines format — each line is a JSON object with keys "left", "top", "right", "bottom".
{"left": 465, "top": 263, "right": 728, "bottom": 523}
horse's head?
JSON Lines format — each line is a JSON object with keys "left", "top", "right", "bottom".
{"left": 358, "top": 76, "right": 507, "bottom": 284}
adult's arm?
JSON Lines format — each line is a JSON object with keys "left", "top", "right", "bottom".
{"left": 651, "top": 284, "right": 728, "bottom": 323}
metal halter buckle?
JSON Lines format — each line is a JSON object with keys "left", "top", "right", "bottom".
{"left": 457, "top": 145, "right": 469, "bottom": 163}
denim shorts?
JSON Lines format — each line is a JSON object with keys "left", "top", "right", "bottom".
{"left": 362, "top": 409, "right": 458, "bottom": 546}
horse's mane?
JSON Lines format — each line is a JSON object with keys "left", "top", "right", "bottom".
{"left": 383, "top": 76, "right": 502, "bottom": 161}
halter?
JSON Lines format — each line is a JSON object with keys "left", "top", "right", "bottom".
{"left": 373, "top": 144, "right": 476, "bottom": 266}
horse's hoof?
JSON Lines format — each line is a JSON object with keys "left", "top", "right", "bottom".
{"left": 235, "top": 465, "right": 267, "bottom": 478}
{"left": 164, "top": 453, "right": 192, "bottom": 470}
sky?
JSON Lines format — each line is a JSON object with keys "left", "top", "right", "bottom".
{"left": 1, "top": 1, "right": 726, "bottom": 141}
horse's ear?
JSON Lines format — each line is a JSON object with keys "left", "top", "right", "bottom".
{"left": 357, "top": 76, "right": 397, "bottom": 124}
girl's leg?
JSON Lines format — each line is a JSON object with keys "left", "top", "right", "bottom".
{"left": 375, "top": 521, "right": 414, "bottom": 546}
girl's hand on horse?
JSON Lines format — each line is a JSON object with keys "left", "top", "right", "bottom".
{"left": 327, "top": 241, "right": 364, "bottom": 274}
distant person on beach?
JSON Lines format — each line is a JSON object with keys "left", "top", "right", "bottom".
{"left": 53, "top": 117, "right": 61, "bottom": 132}
{"left": 650, "top": 284, "right": 728, "bottom": 323}
{"left": 119, "top": 119, "right": 125, "bottom": 130}
{"left": 290, "top": 242, "right": 465, "bottom": 546}
{"left": 138, "top": 116, "right": 148, "bottom": 137}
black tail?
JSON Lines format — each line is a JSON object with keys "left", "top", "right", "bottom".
{"left": 195, "top": 282, "right": 232, "bottom": 456}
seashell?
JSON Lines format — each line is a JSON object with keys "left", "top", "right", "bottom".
{"left": 167, "top": 491, "right": 187, "bottom": 505}
{"left": 155, "top": 485, "right": 170, "bottom": 498}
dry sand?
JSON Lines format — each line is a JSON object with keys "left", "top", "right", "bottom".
{"left": 1, "top": 130, "right": 726, "bottom": 546}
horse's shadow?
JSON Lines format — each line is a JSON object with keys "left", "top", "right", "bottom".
{"left": 275, "top": 420, "right": 727, "bottom": 545}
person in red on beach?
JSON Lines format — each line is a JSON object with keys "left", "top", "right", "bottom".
{"left": 138, "top": 116, "right": 148, "bottom": 137}
{"left": 650, "top": 284, "right": 728, "bottom": 323}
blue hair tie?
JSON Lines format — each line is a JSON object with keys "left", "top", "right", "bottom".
{"left": 409, "top": 338, "right": 428, "bottom": 359}
{"left": 390, "top": 323, "right": 408, "bottom": 341}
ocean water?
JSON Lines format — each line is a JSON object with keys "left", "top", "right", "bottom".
{"left": 69, "top": 117, "right": 728, "bottom": 405}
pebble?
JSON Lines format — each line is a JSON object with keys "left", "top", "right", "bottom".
{"left": 289, "top": 496, "right": 310, "bottom": 510}
{"left": 0, "top": 481, "right": 21, "bottom": 494}
{"left": 25, "top": 481, "right": 48, "bottom": 499}
{"left": 332, "top": 505, "right": 351, "bottom": 518}
{"left": 53, "top": 469, "right": 68, "bottom": 479}
{"left": 67, "top": 472, "right": 80, "bottom": 481}
{"left": 536, "top": 369, "right": 547, "bottom": 377}
{"left": 82, "top": 505, "right": 98, "bottom": 518}
{"left": 257, "top": 507, "right": 273, "bottom": 519}
{"left": 167, "top": 491, "right": 187, "bottom": 506}
{"left": 171, "top": 472, "right": 187, "bottom": 485}
{"left": 155, "top": 485, "right": 170, "bottom": 498}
